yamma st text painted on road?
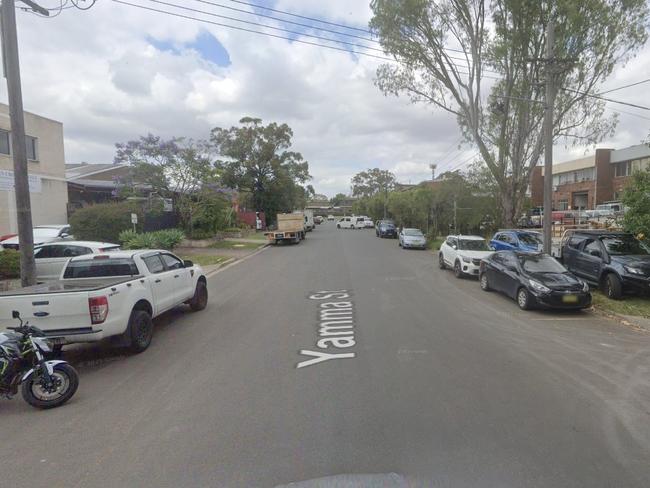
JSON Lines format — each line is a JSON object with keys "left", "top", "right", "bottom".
{"left": 296, "top": 290, "right": 356, "bottom": 368}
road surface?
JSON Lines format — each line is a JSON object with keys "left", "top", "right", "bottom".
{"left": 2, "top": 222, "right": 650, "bottom": 487}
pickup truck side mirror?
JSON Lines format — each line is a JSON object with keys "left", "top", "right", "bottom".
{"left": 589, "top": 249, "right": 602, "bottom": 258}
{"left": 183, "top": 260, "right": 194, "bottom": 268}
{"left": 12, "top": 310, "right": 20, "bottom": 319}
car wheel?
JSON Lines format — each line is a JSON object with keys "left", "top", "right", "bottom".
{"left": 337, "top": 224, "right": 341, "bottom": 229}
{"left": 128, "top": 309, "right": 154, "bottom": 353}
{"left": 603, "top": 273, "right": 623, "bottom": 300}
{"left": 453, "top": 260, "right": 463, "bottom": 278}
{"left": 480, "top": 273, "right": 491, "bottom": 291}
{"left": 438, "top": 253, "right": 446, "bottom": 269}
{"left": 517, "top": 287, "right": 532, "bottom": 310}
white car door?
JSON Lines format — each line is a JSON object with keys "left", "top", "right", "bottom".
{"left": 444, "top": 237, "right": 458, "bottom": 266}
{"left": 160, "top": 253, "right": 194, "bottom": 303}
{"left": 141, "top": 253, "right": 178, "bottom": 313}
{"left": 34, "top": 244, "right": 65, "bottom": 280}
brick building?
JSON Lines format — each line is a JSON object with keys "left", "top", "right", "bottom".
{"left": 530, "top": 144, "right": 650, "bottom": 210}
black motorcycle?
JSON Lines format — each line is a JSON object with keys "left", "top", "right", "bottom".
{"left": 1, "top": 311, "right": 79, "bottom": 409}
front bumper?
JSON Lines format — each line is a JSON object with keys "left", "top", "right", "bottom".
{"left": 621, "top": 274, "right": 650, "bottom": 294}
{"left": 402, "top": 241, "right": 427, "bottom": 249}
{"left": 532, "top": 290, "right": 592, "bottom": 310}
{"left": 460, "top": 260, "right": 482, "bottom": 276}
{"left": 380, "top": 230, "right": 396, "bottom": 237}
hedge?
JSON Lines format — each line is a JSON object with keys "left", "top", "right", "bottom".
{"left": 118, "top": 229, "right": 185, "bottom": 250}
{"left": 0, "top": 250, "right": 20, "bottom": 279}
{"left": 70, "top": 202, "right": 143, "bottom": 243}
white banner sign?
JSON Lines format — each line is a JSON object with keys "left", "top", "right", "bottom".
{"left": 0, "top": 169, "right": 42, "bottom": 193}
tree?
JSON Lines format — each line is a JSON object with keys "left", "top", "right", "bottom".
{"left": 330, "top": 193, "right": 348, "bottom": 206}
{"left": 622, "top": 168, "right": 650, "bottom": 239}
{"left": 211, "top": 117, "right": 311, "bottom": 223}
{"left": 114, "top": 134, "right": 219, "bottom": 233}
{"left": 370, "top": 0, "right": 649, "bottom": 224}
{"left": 351, "top": 168, "right": 397, "bottom": 218}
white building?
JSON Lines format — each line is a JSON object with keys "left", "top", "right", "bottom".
{"left": 0, "top": 104, "right": 68, "bottom": 235}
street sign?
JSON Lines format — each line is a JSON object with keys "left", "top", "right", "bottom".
{"left": 131, "top": 213, "right": 138, "bottom": 224}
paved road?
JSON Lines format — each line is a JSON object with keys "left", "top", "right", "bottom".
{"left": 2, "top": 223, "right": 650, "bottom": 487}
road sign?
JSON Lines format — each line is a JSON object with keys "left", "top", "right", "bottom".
{"left": 131, "top": 213, "right": 138, "bottom": 224}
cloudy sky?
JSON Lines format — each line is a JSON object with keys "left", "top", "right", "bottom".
{"left": 3, "top": 0, "right": 650, "bottom": 197}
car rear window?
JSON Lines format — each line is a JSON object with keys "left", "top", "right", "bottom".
{"left": 63, "top": 258, "right": 139, "bottom": 278}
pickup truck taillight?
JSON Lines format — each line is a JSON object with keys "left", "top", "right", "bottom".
{"left": 89, "top": 296, "right": 109, "bottom": 324}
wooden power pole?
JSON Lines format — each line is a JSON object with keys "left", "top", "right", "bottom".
{"left": 542, "top": 20, "right": 555, "bottom": 255}
{"left": 1, "top": 0, "right": 48, "bottom": 286}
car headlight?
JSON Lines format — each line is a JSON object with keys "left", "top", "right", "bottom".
{"left": 461, "top": 256, "right": 471, "bottom": 263}
{"left": 529, "top": 279, "right": 551, "bottom": 294}
{"left": 582, "top": 281, "right": 590, "bottom": 292}
{"left": 624, "top": 266, "right": 646, "bottom": 276}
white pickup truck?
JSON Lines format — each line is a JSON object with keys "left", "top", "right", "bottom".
{"left": 0, "top": 250, "right": 207, "bottom": 353}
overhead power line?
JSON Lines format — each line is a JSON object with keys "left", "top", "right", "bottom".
{"left": 562, "top": 87, "right": 650, "bottom": 111}
{"left": 114, "top": 0, "right": 501, "bottom": 79}
{"left": 597, "top": 77, "right": 650, "bottom": 96}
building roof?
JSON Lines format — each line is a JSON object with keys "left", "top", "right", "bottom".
{"left": 541, "top": 155, "right": 595, "bottom": 176}
{"left": 66, "top": 163, "right": 128, "bottom": 180}
{"left": 610, "top": 143, "right": 650, "bottom": 163}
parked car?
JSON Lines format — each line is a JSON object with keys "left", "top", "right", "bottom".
{"left": 561, "top": 230, "right": 650, "bottom": 299}
{"left": 479, "top": 251, "right": 591, "bottom": 310}
{"left": 0, "top": 250, "right": 208, "bottom": 353}
{"left": 337, "top": 217, "right": 354, "bottom": 229}
{"left": 363, "top": 218, "right": 374, "bottom": 229}
{"left": 34, "top": 241, "right": 120, "bottom": 281}
{"left": 398, "top": 228, "right": 427, "bottom": 250}
{"left": 0, "top": 233, "right": 17, "bottom": 242}
{"left": 490, "top": 230, "right": 542, "bottom": 252}
{"left": 314, "top": 216, "right": 324, "bottom": 225}
{"left": 327, "top": 215, "right": 335, "bottom": 221}
{"left": 376, "top": 220, "right": 397, "bottom": 238}
{"left": 1, "top": 225, "right": 72, "bottom": 251}
{"left": 439, "top": 235, "right": 493, "bottom": 278}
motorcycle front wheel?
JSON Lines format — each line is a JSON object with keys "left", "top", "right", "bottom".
{"left": 21, "top": 363, "right": 79, "bottom": 409}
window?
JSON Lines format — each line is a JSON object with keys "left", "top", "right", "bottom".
{"left": 34, "top": 245, "right": 57, "bottom": 258}
{"left": 584, "top": 239, "right": 602, "bottom": 255}
{"left": 143, "top": 254, "right": 165, "bottom": 274}
{"left": 558, "top": 200, "right": 569, "bottom": 211}
{"left": 459, "top": 239, "right": 489, "bottom": 251}
{"left": 0, "top": 131, "right": 38, "bottom": 160}
{"left": 62, "top": 245, "right": 91, "bottom": 257}
{"left": 498, "top": 233, "right": 514, "bottom": 243}
{"left": 614, "top": 161, "right": 631, "bottom": 177}
{"left": 0, "top": 130, "right": 9, "bottom": 155}
{"left": 567, "top": 237, "right": 584, "bottom": 250}
{"left": 63, "top": 258, "right": 138, "bottom": 278}
{"left": 161, "top": 253, "right": 184, "bottom": 270}
{"left": 519, "top": 254, "right": 566, "bottom": 273}
{"left": 26, "top": 136, "right": 37, "bottom": 161}
{"left": 600, "top": 235, "right": 650, "bottom": 255}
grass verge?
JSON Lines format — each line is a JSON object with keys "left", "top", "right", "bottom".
{"left": 210, "top": 240, "right": 264, "bottom": 250}
{"left": 244, "top": 232, "right": 268, "bottom": 241}
{"left": 591, "top": 290, "right": 650, "bottom": 319}
{"left": 179, "top": 254, "right": 231, "bottom": 267}
{"left": 427, "top": 237, "right": 444, "bottom": 251}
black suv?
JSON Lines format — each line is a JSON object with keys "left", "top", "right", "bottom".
{"left": 562, "top": 231, "right": 650, "bottom": 299}
{"left": 376, "top": 220, "right": 397, "bottom": 238}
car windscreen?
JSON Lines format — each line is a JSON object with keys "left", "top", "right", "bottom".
{"left": 380, "top": 223, "right": 395, "bottom": 229}
{"left": 518, "top": 233, "right": 542, "bottom": 245}
{"left": 518, "top": 255, "right": 566, "bottom": 273}
{"left": 459, "top": 239, "right": 489, "bottom": 251}
{"left": 600, "top": 236, "right": 650, "bottom": 255}
{"left": 403, "top": 230, "right": 423, "bottom": 237}
{"left": 63, "top": 258, "right": 139, "bottom": 278}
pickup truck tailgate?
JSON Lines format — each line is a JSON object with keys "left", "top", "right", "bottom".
{"left": 0, "top": 291, "right": 91, "bottom": 333}
{"left": 0, "top": 278, "right": 134, "bottom": 334}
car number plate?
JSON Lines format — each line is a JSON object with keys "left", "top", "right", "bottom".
{"left": 562, "top": 294, "right": 578, "bottom": 304}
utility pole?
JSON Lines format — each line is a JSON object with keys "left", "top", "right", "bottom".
{"left": 453, "top": 196, "right": 457, "bottom": 234}
{"left": 1, "top": 0, "right": 48, "bottom": 286}
{"left": 542, "top": 20, "right": 555, "bottom": 255}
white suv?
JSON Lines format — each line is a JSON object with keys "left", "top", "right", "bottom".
{"left": 439, "top": 235, "right": 493, "bottom": 278}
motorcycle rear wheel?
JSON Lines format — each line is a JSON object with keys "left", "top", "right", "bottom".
{"left": 21, "top": 363, "right": 79, "bottom": 409}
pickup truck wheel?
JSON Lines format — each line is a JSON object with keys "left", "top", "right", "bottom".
{"left": 337, "top": 224, "right": 341, "bottom": 229}
{"left": 603, "top": 273, "right": 623, "bottom": 300}
{"left": 189, "top": 281, "right": 208, "bottom": 311}
{"left": 128, "top": 310, "right": 153, "bottom": 353}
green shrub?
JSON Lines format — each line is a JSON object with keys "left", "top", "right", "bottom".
{"left": 221, "top": 227, "right": 243, "bottom": 233}
{"left": 70, "top": 202, "right": 142, "bottom": 243}
{"left": 119, "top": 229, "right": 185, "bottom": 250}
{"left": 0, "top": 250, "right": 20, "bottom": 279}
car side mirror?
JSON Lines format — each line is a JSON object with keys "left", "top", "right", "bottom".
{"left": 589, "top": 249, "right": 601, "bottom": 258}
{"left": 451, "top": 245, "right": 457, "bottom": 250}
{"left": 183, "top": 260, "right": 194, "bottom": 268}
{"left": 507, "top": 265, "right": 519, "bottom": 273}
{"left": 60, "top": 233, "right": 69, "bottom": 238}
{"left": 489, "top": 245, "right": 496, "bottom": 251}
{"left": 12, "top": 310, "right": 20, "bottom": 319}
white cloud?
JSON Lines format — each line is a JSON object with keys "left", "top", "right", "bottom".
{"left": 0, "top": 1, "right": 647, "bottom": 197}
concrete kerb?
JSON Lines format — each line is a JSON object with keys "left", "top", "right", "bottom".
{"left": 205, "top": 243, "right": 270, "bottom": 278}
{"left": 591, "top": 305, "right": 649, "bottom": 333}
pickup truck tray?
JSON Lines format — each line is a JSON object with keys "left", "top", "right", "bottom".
{"left": 0, "top": 276, "right": 143, "bottom": 297}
